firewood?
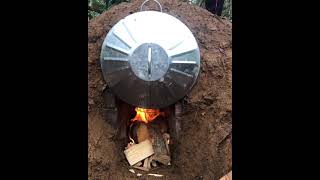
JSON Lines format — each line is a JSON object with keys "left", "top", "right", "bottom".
{"left": 137, "top": 123, "right": 150, "bottom": 143}
{"left": 162, "top": 133, "right": 170, "bottom": 154}
{"left": 133, "top": 161, "right": 142, "bottom": 166}
{"left": 148, "top": 173, "right": 164, "bottom": 177}
{"left": 124, "top": 140, "right": 154, "bottom": 166}
{"left": 132, "top": 165, "right": 150, "bottom": 171}
{"left": 143, "top": 157, "right": 149, "bottom": 169}
{"left": 131, "top": 121, "right": 171, "bottom": 165}
{"left": 153, "top": 154, "right": 171, "bottom": 165}
{"left": 148, "top": 126, "right": 170, "bottom": 165}
{"left": 131, "top": 122, "right": 150, "bottom": 143}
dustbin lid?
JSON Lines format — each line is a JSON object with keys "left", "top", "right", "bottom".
{"left": 101, "top": 11, "right": 200, "bottom": 108}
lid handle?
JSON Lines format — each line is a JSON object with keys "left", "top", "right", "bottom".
{"left": 140, "top": 0, "right": 163, "bottom": 12}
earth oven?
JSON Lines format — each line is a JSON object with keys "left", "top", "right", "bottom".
{"left": 100, "top": 1, "right": 200, "bottom": 171}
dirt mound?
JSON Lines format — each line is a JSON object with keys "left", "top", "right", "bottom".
{"left": 88, "top": 0, "right": 232, "bottom": 179}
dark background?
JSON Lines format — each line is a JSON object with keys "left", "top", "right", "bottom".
{"left": 2, "top": 0, "right": 88, "bottom": 179}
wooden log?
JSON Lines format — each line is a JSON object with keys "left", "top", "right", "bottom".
{"left": 124, "top": 140, "right": 154, "bottom": 166}
{"left": 133, "top": 161, "right": 142, "bottom": 167}
{"left": 148, "top": 124, "right": 171, "bottom": 165}
{"left": 153, "top": 154, "right": 171, "bottom": 165}
{"left": 131, "top": 121, "right": 171, "bottom": 165}
{"left": 143, "top": 157, "right": 149, "bottom": 169}
{"left": 147, "top": 155, "right": 153, "bottom": 169}
{"left": 132, "top": 165, "right": 150, "bottom": 171}
{"left": 130, "top": 122, "right": 149, "bottom": 143}
{"left": 136, "top": 123, "right": 150, "bottom": 143}
{"left": 162, "top": 133, "right": 170, "bottom": 155}
{"left": 148, "top": 173, "right": 164, "bottom": 177}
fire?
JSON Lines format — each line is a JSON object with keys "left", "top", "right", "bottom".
{"left": 132, "top": 107, "right": 164, "bottom": 123}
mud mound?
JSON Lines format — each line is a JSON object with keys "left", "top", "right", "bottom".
{"left": 88, "top": 0, "right": 232, "bottom": 179}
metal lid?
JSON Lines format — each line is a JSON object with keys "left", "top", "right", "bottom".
{"left": 100, "top": 11, "right": 200, "bottom": 108}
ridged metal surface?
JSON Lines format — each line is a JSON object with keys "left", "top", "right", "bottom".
{"left": 101, "top": 11, "right": 200, "bottom": 108}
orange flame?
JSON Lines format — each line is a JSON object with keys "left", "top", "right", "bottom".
{"left": 132, "top": 107, "right": 164, "bottom": 123}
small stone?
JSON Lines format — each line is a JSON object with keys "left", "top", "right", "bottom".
{"left": 207, "top": 23, "right": 217, "bottom": 31}
{"left": 137, "top": 173, "right": 142, "bottom": 177}
{"left": 151, "top": 161, "right": 157, "bottom": 167}
{"left": 101, "top": 84, "right": 107, "bottom": 92}
{"left": 129, "top": 169, "right": 135, "bottom": 174}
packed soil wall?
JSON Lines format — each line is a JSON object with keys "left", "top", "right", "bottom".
{"left": 88, "top": 0, "right": 232, "bottom": 179}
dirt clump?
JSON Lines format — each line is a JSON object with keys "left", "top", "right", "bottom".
{"left": 88, "top": 0, "right": 232, "bottom": 179}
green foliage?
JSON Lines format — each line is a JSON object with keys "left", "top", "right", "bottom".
{"left": 88, "top": 0, "right": 130, "bottom": 19}
{"left": 190, "top": 0, "right": 232, "bottom": 20}
{"left": 88, "top": 0, "right": 232, "bottom": 20}
{"left": 222, "top": 0, "right": 232, "bottom": 20}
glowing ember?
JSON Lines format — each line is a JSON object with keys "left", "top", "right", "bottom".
{"left": 132, "top": 107, "right": 164, "bottom": 123}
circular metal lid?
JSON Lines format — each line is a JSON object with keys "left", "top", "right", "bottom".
{"left": 101, "top": 11, "right": 200, "bottom": 108}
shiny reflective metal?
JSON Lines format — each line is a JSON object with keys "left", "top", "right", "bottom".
{"left": 100, "top": 10, "right": 200, "bottom": 108}
{"left": 140, "top": 0, "right": 162, "bottom": 12}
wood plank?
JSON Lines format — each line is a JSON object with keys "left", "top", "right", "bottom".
{"left": 124, "top": 140, "right": 154, "bottom": 166}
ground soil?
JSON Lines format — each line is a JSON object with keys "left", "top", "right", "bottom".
{"left": 88, "top": 0, "right": 232, "bottom": 179}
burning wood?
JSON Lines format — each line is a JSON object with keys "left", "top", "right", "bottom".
{"left": 147, "top": 122, "right": 171, "bottom": 165}
{"left": 153, "top": 154, "right": 171, "bottom": 165}
{"left": 136, "top": 123, "right": 150, "bottom": 143}
{"left": 124, "top": 111, "right": 172, "bottom": 171}
{"left": 132, "top": 107, "right": 165, "bottom": 124}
